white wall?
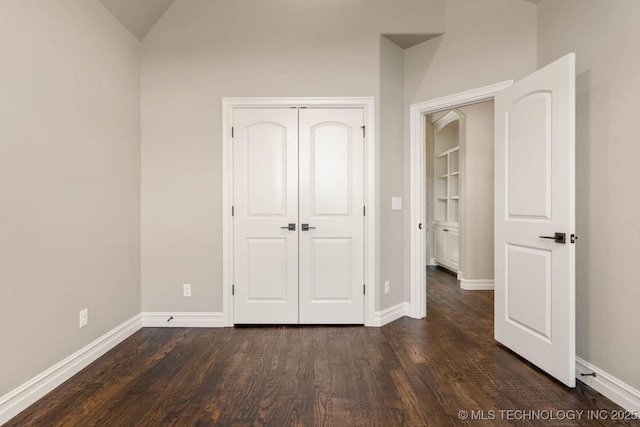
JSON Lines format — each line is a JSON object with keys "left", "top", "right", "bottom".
{"left": 141, "top": 0, "right": 445, "bottom": 313}
{"left": 538, "top": 0, "right": 640, "bottom": 391}
{"left": 403, "top": 0, "right": 537, "bottom": 300}
{"left": 0, "top": 1, "right": 141, "bottom": 396}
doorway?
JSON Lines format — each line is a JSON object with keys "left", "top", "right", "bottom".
{"left": 408, "top": 81, "right": 512, "bottom": 319}
{"left": 425, "top": 102, "right": 496, "bottom": 291}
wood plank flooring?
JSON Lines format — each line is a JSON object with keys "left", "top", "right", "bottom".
{"left": 7, "top": 267, "right": 638, "bottom": 426}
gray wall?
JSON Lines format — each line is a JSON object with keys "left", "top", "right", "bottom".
{"left": 0, "top": 1, "right": 141, "bottom": 396}
{"left": 379, "top": 36, "right": 406, "bottom": 309}
{"left": 538, "top": 0, "right": 640, "bottom": 391}
{"left": 458, "top": 101, "right": 494, "bottom": 281}
{"left": 140, "top": 0, "right": 446, "bottom": 313}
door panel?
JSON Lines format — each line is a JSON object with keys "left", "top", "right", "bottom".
{"left": 299, "top": 109, "right": 364, "bottom": 324}
{"left": 507, "top": 92, "right": 552, "bottom": 220}
{"left": 233, "top": 109, "right": 299, "bottom": 324}
{"left": 447, "top": 229, "right": 459, "bottom": 267}
{"left": 435, "top": 226, "right": 447, "bottom": 261}
{"left": 495, "top": 53, "right": 575, "bottom": 387}
{"left": 246, "top": 238, "right": 289, "bottom": 300}
{"left": 309, "top": 238, "right": 352, "bottom": 300}
{"left": 506, "top": 244, "right": 552, "bottom": 341}
{"left": 311, "top": 124, "right": 352, "bottom": 215}
{"left": 246, "top": 123, "right": 288, "bottom": 216}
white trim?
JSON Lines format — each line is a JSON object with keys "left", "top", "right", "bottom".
{"left": 576, "top": 357, "right": 640, "bottom": 412}
{"left": 0, "top": 314, "right": 142, "bottom": 425}
{"left": 222, "top": 97, "right": 376, "bottom": 327}
{"left": 460, "top": 278, "right": 495, "bottom": 290}
{"left": 141, "top": 312, "right": 224, "bottom": 328}
{"left": 371, "top": 302, "right": 411, "bottom": 327}
{"left": 409, "top": 81, "right": 513, "bottom": 320}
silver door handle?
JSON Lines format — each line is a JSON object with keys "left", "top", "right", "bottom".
{"left": 281, "top": 223, "right": 296, "bottom": 231}
{"left": 301, "top": 224, "right": 316, "bottom": 231}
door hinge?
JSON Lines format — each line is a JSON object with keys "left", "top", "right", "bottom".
{"left": 231, "top": 127, "right": 234, "bottom": 138}
{"left": 571, "top": 234, "right": 578, "bottom": 244}
{"left": 363, "top": 284, "right": 366, "bottom": 295}
{"left": 232, "top": 284, "right": 235, "bottom": 296}
{"left": 363, "top": 206, "right": 366, "bottom": 216}
{"left": 361, "top": 125, "right": 365, "bottom": 138}
{"left": 232, "top": 206, "right": 234, "bottom": 216}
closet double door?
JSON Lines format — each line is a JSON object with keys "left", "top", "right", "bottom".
{"left": 233, "top": 108, "right": 364, "bottom": 324}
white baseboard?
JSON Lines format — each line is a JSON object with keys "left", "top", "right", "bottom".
{"left": 0, "top": 314, "right": 142, "bottom": 425}
{"left": 142, "top": 312, "right": 224, "bottom": 328}
{"left": 371, "top": 302, "right": 410, "bottom": 327}
{"left": 428, "top": 258, "right": 437, "bottom": 266}
{"left": 576, "top": 357, "right": 640, "bottom": 412}
{"left": 460, "top": 278, "right": 494, "bottom": 290}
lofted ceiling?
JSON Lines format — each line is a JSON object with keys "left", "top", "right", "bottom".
{"left": 383, "top": 34, "right": 442, "bottom": 49}
{"left": 98, "top": 0, "right": 176, "bottom": 41}
{"left": 98, "top": 0, "right": 540, "bottom": 42}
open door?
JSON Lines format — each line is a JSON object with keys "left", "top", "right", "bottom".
{"left": 494, "top": 54, "right": 576, "bottom": 387}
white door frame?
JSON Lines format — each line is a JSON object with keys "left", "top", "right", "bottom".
{"left": 222, "top": 97, "right": 376, "bottom": 326}
{"left": 408, "top": 82, "right": 512, "bottom": 319}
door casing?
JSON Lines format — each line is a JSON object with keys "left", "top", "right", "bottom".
{"left": 222, "top": 97, "right": 376, "bottom": 326}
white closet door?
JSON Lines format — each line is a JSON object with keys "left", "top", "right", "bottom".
{"left": 233, "top": 109, "right": 299, "bottom": 324}
{"left": 298, "top": 109, "right": 365, "bottom": 324}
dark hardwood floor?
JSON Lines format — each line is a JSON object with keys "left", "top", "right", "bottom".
{"left": 8, "top": 267, "right": 638, "bottom": 426}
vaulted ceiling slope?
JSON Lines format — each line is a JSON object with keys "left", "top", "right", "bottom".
{"left": 98, "top": 0, "right": 175, "bottom": 41}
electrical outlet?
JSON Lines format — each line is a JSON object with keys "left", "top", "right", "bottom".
{"left": 183, "top": 284, "right": 192, "bottom": 297}
{"left": 384, "top": 281, "right": 390, "bottom": 294}
{"left": 79, "top": 308, "right": 88, "bottom": 328}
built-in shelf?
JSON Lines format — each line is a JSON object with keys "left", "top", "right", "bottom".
{"left": 433, "top": 112, "right": 461, "bottom": 273}
{"left": 434, "top": 145, "right": 460, "bottom": 224}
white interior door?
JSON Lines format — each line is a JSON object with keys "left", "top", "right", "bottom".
{"left": 233, "top": 109, "right": 299, "bottom": 324}
{"left": 298, "top": 109, "right": 365, "bottom": 324}
{"left": 494, "top": 54, "right": 576, "bottom": 387}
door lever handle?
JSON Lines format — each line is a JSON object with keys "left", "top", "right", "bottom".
{"left": 539, "top": 232, "right": 566, "bottom": 244}
{"left": 281, "top": 223, "right": 296, "bottom": 231}
{"left": 301, "top": 224, "right": 316, "bottom": 231}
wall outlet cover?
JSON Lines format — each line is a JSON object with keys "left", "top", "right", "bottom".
{"left": 183, "top": 284, "right": 192, "bottom": 297}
